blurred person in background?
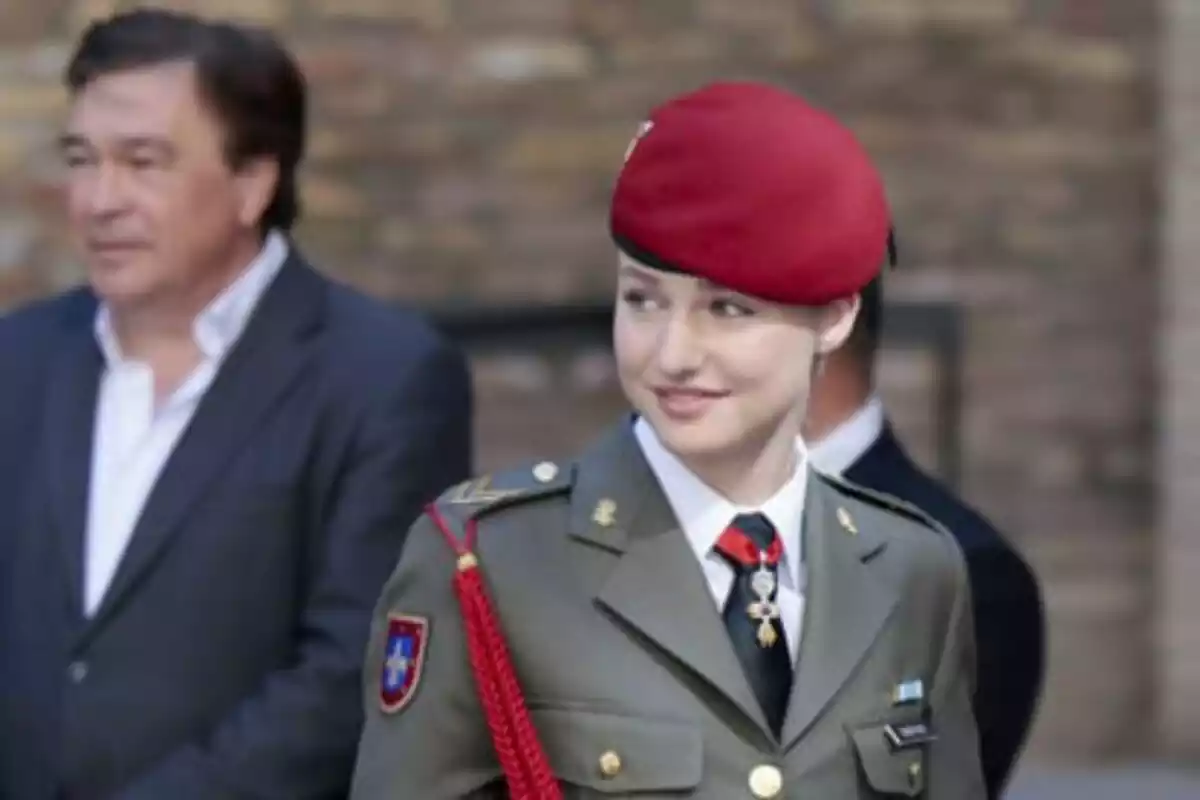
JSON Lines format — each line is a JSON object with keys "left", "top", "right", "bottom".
{"left": 806, "top": 265, "right": 1045, "bottom": 798}
{"left": 0, "top": 9, "right": 472, "bottom": 799}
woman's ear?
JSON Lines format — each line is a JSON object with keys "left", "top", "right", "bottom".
{"left": 816, "top": 294, "right": 861, "bottom": 355}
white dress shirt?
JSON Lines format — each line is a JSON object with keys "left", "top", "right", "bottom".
{"left": 83, "top": 231, "right": 288, "bottom": 616}
{"left": 633, "top": 417, "right": 809, "bottom": 663}
{"left": 809, "top": 394, "right": 885, "bottom": 478}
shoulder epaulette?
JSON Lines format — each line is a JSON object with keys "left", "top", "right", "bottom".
{"left": 815, "top": 470, "right": 944, "bottom": 533}
{"left": 420, "top": 463, "right": 564, "bottom": 797}
{"left": 436, "top": 459, "right": 573, "bottom": 522}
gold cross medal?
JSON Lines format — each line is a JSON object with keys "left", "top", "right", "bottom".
{"left": 746, "top": 554, "right": 781, "bottom": 648}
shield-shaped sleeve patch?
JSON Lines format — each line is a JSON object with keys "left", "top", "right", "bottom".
{"left": 379, "top": 613, "right": 429, "bottom": 714}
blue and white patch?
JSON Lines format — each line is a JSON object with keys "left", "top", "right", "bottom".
{"left": 378, "top": 613, "right": 428, "bottom": 714}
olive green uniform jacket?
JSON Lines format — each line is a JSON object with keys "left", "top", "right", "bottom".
{"left": 350, "top": 423, "right": 986, "bottom": 799}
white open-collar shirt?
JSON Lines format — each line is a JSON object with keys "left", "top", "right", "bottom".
{"left": 84, "top": 231, "right": 288, "bottom": 616}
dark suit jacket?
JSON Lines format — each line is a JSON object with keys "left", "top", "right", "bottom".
{"left": 0, "top": 255, "right": 473, "bottom": 800}
{"left": 844, "top": 424, "right": 1044, "bottom": 798}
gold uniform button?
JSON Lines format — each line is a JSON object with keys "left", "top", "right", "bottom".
{"left": 597, "top": 750, "right": 622, "bottom": 778}
{"left": 748, "top": 764, "right": 782, "bottom": 798}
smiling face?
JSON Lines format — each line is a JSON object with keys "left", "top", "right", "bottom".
{"left": 613, "top": 253, "right": 860, "bottom": 465}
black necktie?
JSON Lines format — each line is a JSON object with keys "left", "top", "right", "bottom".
{"left": 713, "top": 512, "right": 793, "bottom": 738}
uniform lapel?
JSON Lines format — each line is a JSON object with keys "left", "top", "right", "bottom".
{"left": 781, "top": 472, "right": 899, "bottom": 749}
{"left": 568, "top": 422, "right": 773, "bottom": 740}
{"left": 78, "top": 257, "right": 325, "bottom": 641}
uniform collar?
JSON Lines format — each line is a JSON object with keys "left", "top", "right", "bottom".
{"left": 632, "top": 416, "right": 808, "bottom": 589}
{"left": 809, "top": 394, "right": 885, "bottom": 477}
{"left": 94, "top": 229, "right": 289, "bottom": 365}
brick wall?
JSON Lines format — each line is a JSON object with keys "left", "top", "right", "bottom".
{"left": 0, "top": 0, "right": 1161, "bottom": 762}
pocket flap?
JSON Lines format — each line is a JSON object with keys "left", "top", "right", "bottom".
{"left": 530, "top": 707, "right": 703, "bottom": 793}
{"left": 850, "top": 724, "right": 925, "bottom": 797}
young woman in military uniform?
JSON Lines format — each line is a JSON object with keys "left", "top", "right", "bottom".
{"left": 349, "top": 81, "right": 987, "bottom": 800}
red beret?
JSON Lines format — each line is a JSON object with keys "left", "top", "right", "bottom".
{"left": 610, "top": 82, "right": 890, "bottom": 306}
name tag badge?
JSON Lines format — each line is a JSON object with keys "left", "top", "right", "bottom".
{"left": 884, "top": 721, "right": 938, "bottom": 752}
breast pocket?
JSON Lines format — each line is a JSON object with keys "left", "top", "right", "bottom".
{"left": 847, "top": 718, "right": 932, "bottom": 797}
{"left": 529, "top": 708, "right": 703, "bottom": 797}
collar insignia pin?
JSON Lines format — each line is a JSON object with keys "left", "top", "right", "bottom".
{"left": 837, "top": 507, "right": 857, "bottom": 535}
{"left": 592, "top": 498, "right": 617, "bottom": 527}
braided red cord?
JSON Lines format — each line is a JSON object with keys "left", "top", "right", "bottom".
{"left": 457, "top": 568, "right": 534, "bottom": 797}
{"left": 425, "top": 504, "right": 561, "bottom": 800}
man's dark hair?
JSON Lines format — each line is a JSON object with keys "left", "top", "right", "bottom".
{"left": 65, "top": 9, "right": 307, "bottom": 233}
{"left": 847, "top": 274, "right": 884, "bottom": 360}
{"left": 844, "top": 229, "right": 895, "bottom": 364}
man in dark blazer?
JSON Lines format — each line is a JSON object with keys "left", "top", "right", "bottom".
{"left": 806, "top": 272, "right": 1045, "bottom": 798}
{"left": 0, "top": 10, "right": 472, "bottom": 800}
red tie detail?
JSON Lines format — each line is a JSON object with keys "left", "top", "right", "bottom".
{"left": 715, "top": 526, "right": 783, "bottom": 568}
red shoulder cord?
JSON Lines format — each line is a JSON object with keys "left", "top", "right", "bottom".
{"left": 423, "top": 503, "right": 562, "bottom": 800}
